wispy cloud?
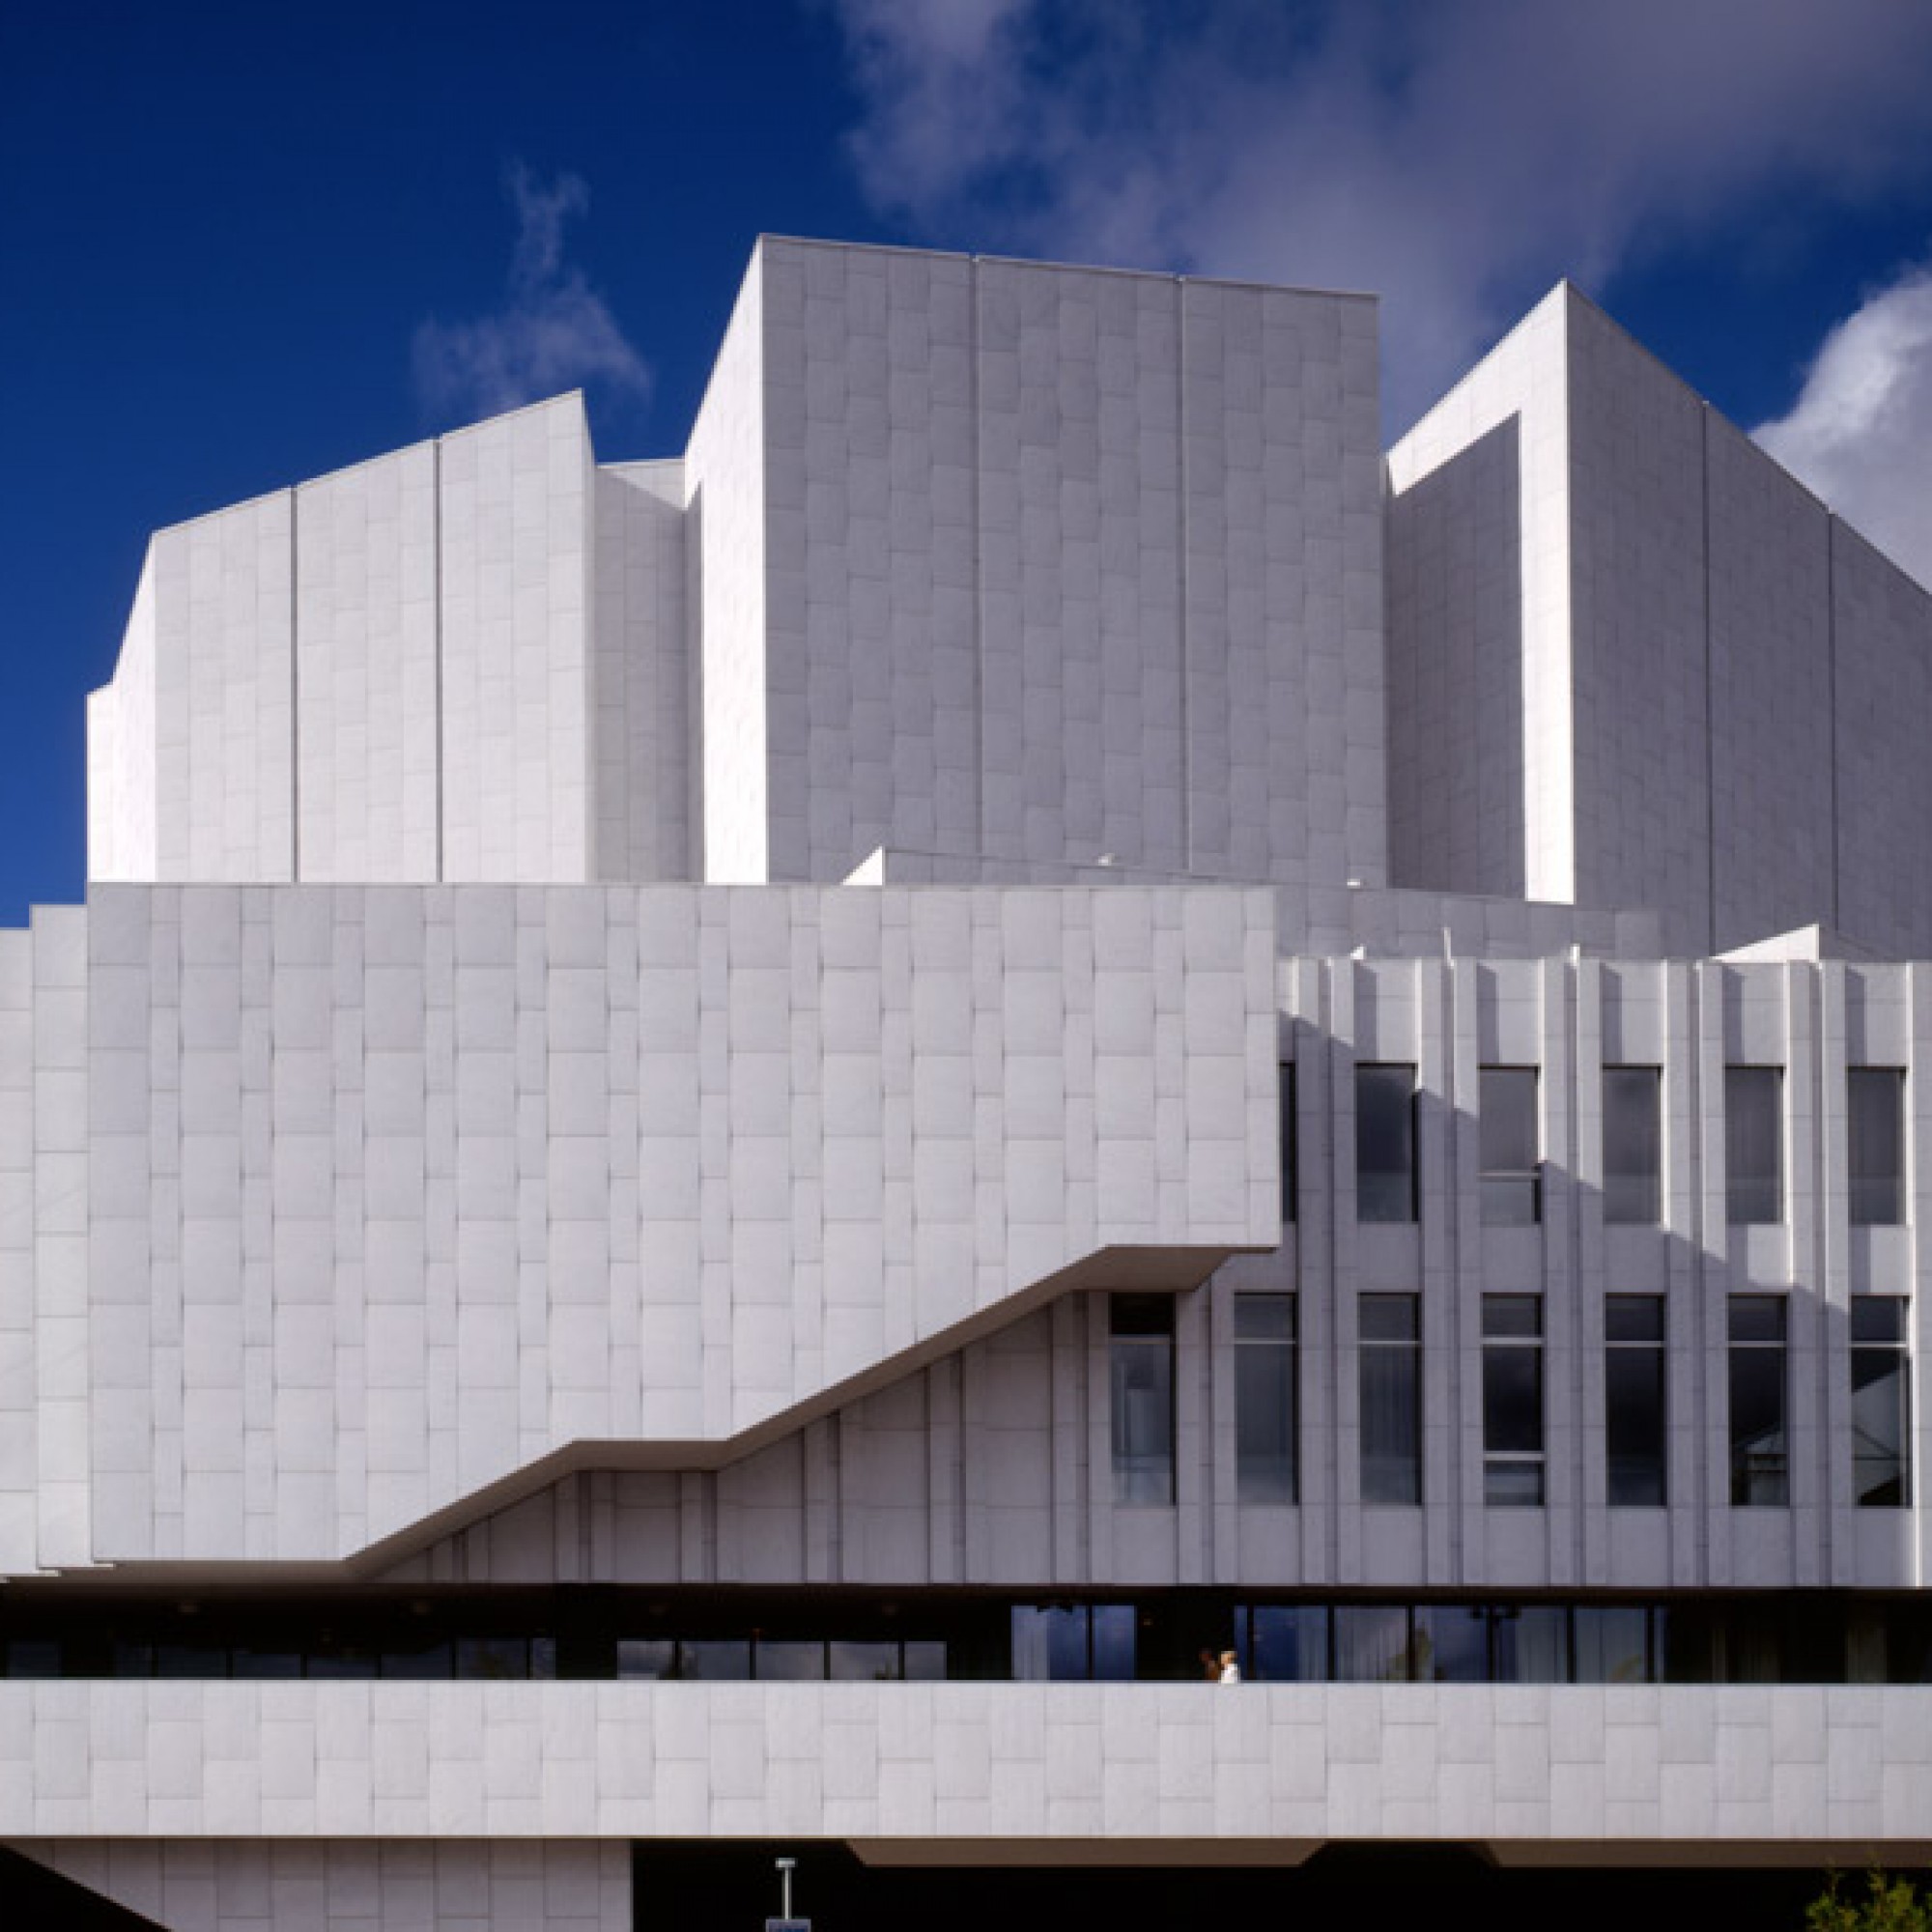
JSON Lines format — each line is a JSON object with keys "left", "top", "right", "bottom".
{"left": 413, "top": 164, "right": 650, "bottom": 422}
{"left": 1756, "top": 263, "right": 1932, "bottom": 592}
{"left": 828, "top": 0, "right": 1932, "bottom": 430}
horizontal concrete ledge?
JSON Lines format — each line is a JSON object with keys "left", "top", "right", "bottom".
{"left": 1, "top": 1683, "right": 1925, "bottom": 1849}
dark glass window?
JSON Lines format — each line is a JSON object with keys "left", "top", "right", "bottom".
{"left": 1604, "top": 1066, "right": 1662, "bottom": 1223}
{"left": 1333, "top": 1605, "right": 1414, "bottom": 1680}
{"left": 1359, "top": 1293, "right": 1422, "bottom": 1504}
{"left": 1480, "top": 1067, "right": 1541, "bottom": 1224}
{"left": 1244, "top": 1605, "right": 1328, "bottom": 1683}
{"left": 1492, "top": 1605, "right": 1570, "bottom": 1683}
{"left": 1415, "top": 1605, "right": 1490, "bottom": 1682}
{"left": 1849, "top": 1068, "right": 1907, "bottom": 1227}
{"left": 1010, "top": 1605, "right": 1135, "bottom": 1682}
{"left": 1279, "top": 1062, "right": 1297, "bottom": 1224}
{"left": 1111, "top": 1295, "right": 1175, "bottom": 1506}
{"left": 1726, "top": 1067, "right": 1783, "bottom": 1225}
{"left": 1851, "top": 1297, "right": 1912, "bottom": 1507}
{"left": 1234, "top": 1293, "right": 1297, "bottom": 1504}
{"left": 1605, "top": 1293, "right": 1667, "bottom": 1506}
{"left": 1481, "top": 1294, "right": 1544, "bottom": 1505}
{"left": 1729, "top": 1294, "right": 1789, "bottom": 1505}
{"left": 1356, "top": 1065, "right": 1418, "bottom": 1223}
{"left": 1573, "top": 1605, "right": 1654, "bottom": 1684}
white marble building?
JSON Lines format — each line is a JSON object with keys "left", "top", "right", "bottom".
{"left": 7, "top": 239, "right": 1932, "bottom": 1928}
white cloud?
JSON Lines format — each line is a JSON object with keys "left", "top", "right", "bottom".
{"left": 827, "top": 0, "right": 1932, "bottom": 429}
{"left": 1756, "top": 264, "right": 1932, "bottom": 592}
{"left": 413, "top": 165, "right": 650, "bottom": 421}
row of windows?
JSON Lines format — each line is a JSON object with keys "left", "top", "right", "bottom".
{"left": 1283, "top": 1063, "right": 1910, "bottom": 1228}
{"left": 11, "top": 1593, "right": 1932, "bottom": 1687}
{"left": 1112, "top": 1292, "right": 1913, "bottom": 1513}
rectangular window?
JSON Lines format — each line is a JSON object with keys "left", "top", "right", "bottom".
{"left": 1604, "top": 1066, "right": 1662, "bottom": 1224}
{"left": 1729, "top": 1294, "right": 1789, "bottom": 1505}
{"left": 1234, "top": 1293, "right": 1297, "bottom": 1504}
{"left": 1357, "top": 1064, "right": 1418, "bottom": 1223}
{"left": 1849, "top": 1068, "right": 1907, "bottom": 1227}
{"left": 1110, "top": 1294, "right": 1175, "bottom": 1506}
{"left": 1480, "top": 1066, "right": 1542, "bottom": 1224}
{"left": 1605, "top": 1294, "right": 1667, "bottom": 1506}
{"left": 1482, "top": 1294, "right": 1545, "bottom": 1505}
{"left": 1359, "top": 1293, "right": 1422, "bottom": 1504}
{"left": 1726, "top": 1067, "right": 1783, "bottom": 1225}
{"left": 1851, "top": 1297, "right": 1912, "bottom": 1507}
{"left": 1279, "top": 1062, "right": 1297, "bottom": 1224}
{"left": 1010, "top": 1605, "right": 1135, "bottom": 1681}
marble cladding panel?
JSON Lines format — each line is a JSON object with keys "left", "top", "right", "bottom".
{"left": 295, "top": 445, "right": 440, "bottom": 883}
{"left": 64, "top": 881, "right": 1272, "bottom": 1567}
{"left": 1833, "top": 525, "right": 1932, "bottom": 958}
{"left": 393, "top": 955, "right": 1932, "bottom": 1599}
{"left": 438, "top": 397, "right": 595, "bottom": 884}
{"left": 591, "top": 464, "right": 691, "bottom": 884}
{"left": 12, "top": 1835, "right": 630, "bottom": 1932}
{"left": 0, "top": 1681, "right": 1926, "bottom": 1858}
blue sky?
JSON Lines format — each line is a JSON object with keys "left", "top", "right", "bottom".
{"left": 4, "top": 0, "right": 1931, "bottom": 925}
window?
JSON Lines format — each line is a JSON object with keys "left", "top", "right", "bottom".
{"left": 1279, "top": 1063, "right": 1297, "bottom": 1224}
{"left": 1726, "top": 1067, "right": 1782, "bottom": 1224}
{"left": 1851, "top": 1297, "right": 1911, "bottom": 1507}
{"left": 1010, "top": 1605, "right": 1135, "bottom": 1681}
{"left": 1605, "top": 1294, "right": 1667, "bottom": 1506}
{"left": 1849, "top": 1068, "right": 1906, "bottom": 1226}
{"left": 1359, "top": 1293, "right": 1422, "bottom": 1504}
{"left": 1110, "top": 1295, "right": 1175, "bottom": 1505}
{"left": 1357, "top": 1065, "right": 1418, "bottom": 1222}
{"left": 1728, "top": 1294, "right": 1789, "bottom": 1505}
{"left": 1604, "top": 1066, "right": 1662, "bottom": 1224}
{"left": 1480, "top": 1067, "right": 1541, "bottom": 1223}
{"left": 1234, "top": 1293, "right": 1297, "bottom": 1503}
{"left": 1481, "top": 1295, "right": 1545, "bottom": 1505}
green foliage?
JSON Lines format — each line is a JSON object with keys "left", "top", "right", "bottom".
{"left": 1808, "top": 1868, "right": 1931, "bottom": 1932}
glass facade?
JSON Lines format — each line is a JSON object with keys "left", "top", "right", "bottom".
{"left": 1851, "top": 1296, "right": 1912, "bottom": 1507}
{"left": 1234, "top": 1293, "right": 1297, "bottom": 1504}
{"left": 1849, "top": 1068, "right": 1907, "bottom": 1226}
{"left": 1356, "top": 1064, "right": 1418, "bottom": 1222}
{"left": 1480, "top": 1066, "right": 1542, "bottom": 1223}
{"left": 1359, "top": 1293, "right": 1422, "bottom": 1504}
{"left": 1726, "top": 1066, "right": 1783, "bottom": 1225}
{"left": 1603, "top": 1066, "right": 1662, "bottom": 1223}
{"left": 1729, "top": 1293, "right": 1789, "bottom": 1506}
{"left": 1111, "top": 1294, "right": 1176, "bottom": 1506}
{"left": 1482, "top": 1294, "right": 1545, "bottom": 1505}
{"left": 1605, "top": 1294, "right": 1667, "bottom": 1506}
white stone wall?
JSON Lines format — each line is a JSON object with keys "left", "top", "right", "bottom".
{"left": 2, "top": 1681, "right": 1926, "bottom": 1857}
{"left": 1389, "top": 287, "right": 1577, "bottom": 915}
{"left": 1390, "top": 284, "right": 1932, "bottom": 959}
{"left": 438, "top": 397, "right": 595, "bottom": 884}
{"left": 685, "top": 247, "right": 770, "bottom": 884}
{"left": 294, "top": 444, "right": 440, "bottom": 883}
{"left": 0, "top": 881, "right": 1276, "bottom": 1573}
{"left": 388, "top": 953, "right": 1932, "bottom": 1595}
{"left": 137, "top": 495, "right": 298, "bottom": 885}
{"left": 1385, "top": 417, "right": 1525, "bottom": 898}
{"left": 13, "top": 1837, "right": 628, "bottom": 1932}
{"left": 591, "top": 461, "right": 691, "bottom": 883}
{"left": 1705, "top": 417, "right": 1834, "bottom": 952}
{"left": 86, "top": 545, "right": 160, "bottom": 883}
{"left": 1833, "top": 522, "right": 1932, "bottom": 957}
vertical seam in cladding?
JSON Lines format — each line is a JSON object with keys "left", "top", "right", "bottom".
{"left": 287, "top": 487, "right": 299, "bottom": 882}
{"left": 970, "top": 258, "right": 984, "bottom": 861}
{"left": 1828, "top": 516, "right": 1840, "bottom": 934}
{"left": 1177, "top": 276, "right": 1191, "bottom": 870}
{"left": 1699, "top": 407, "right": 1716, "bottom": 954}
{"left": 434, "top": 436, "right": 445, "bottom": 883}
